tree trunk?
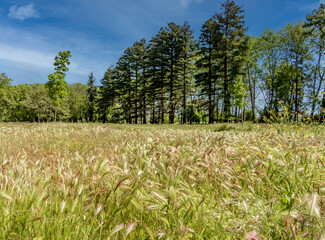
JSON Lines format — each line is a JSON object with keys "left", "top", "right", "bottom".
{"left": 223, "top": 55, "right": 229, "bottom": 120}
{"left": 161, "top": 96, "right": 164, "bottom": 124}
{"left": 54, "top": 106, "right": 57, "bottom": 122}
{"left": 247, "top": 67, "right": 255, "bottom": 121}
{"left": 216, "top": 98, "right": 219, "bottom": 123}
{"left": 182, "top": 63, "right": 186, "bottom": 124}
{"left": 321, "top": 86, "right": 325, "bottom": 122}
{"left": 208, "top": 48, "right": 214, "bottom": 124}
{"left": 151, "top": 102, "right": 155, "bottom": 124}
{"left": 143, "top": 78, "right": 147, "bottom": 124}
{"left": 294, "top": 69, "right": 299, "bottom": 122}
{"left": 135, "top": 70, "right": 138, "bottom": 124}
{"left": 169, "top": 50, "right": 175, "bottom": 124}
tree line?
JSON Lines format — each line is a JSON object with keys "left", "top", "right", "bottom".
{"left": 0, "top": 0, "right": 324, "bottom": 123}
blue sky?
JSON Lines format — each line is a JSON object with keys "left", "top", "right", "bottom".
{"left": 0, "top": 0, "right": 321, "bottom": 85}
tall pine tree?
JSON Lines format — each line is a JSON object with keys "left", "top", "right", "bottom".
{"left": 180, "top": 22, "right": 197, "bottom": 123}
{"left": 213, "top": 0, "right": 248, "bottom": 119}
{"left": 195, "top": 19, "right": 219, "bottom": 123}
{"left": 87, "top": 73, "right": 98, "bottom": 122}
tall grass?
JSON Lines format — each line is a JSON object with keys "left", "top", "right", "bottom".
{"left": 0, "top": 123, "right": 324, "bottom": 239}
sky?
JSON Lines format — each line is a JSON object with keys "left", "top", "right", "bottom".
{"left": 0, "top": 0, "right": 322, "bottom": 85}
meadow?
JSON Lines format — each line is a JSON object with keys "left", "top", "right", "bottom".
{"left": 0, "top": 123, "right": 324, "bottom": 239}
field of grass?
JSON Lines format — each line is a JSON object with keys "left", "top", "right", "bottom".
{"left": 0, "top": 123, "right": 324, "bottom": 239}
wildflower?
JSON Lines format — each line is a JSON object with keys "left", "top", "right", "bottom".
{"left": 245, "top": 230, "right": 260, "bottom": 240}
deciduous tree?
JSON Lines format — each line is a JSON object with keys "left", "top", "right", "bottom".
{"left": 45, "top": 51, "right": 71, "bottom": 121}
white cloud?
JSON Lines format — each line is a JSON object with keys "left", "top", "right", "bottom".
{"left": 8, "top": 3, "right": 39, "bottom": 21}
{"left": 179, "top": 0, "right": 202, "bottom": 8}
{"left": 180, "top": 0, "right": 191, "bottom": 8}
{"left": 0, "top": 43, "right": 52, "bottom": 68}
{"left": 182, "top": 0, "right": 204, "bottom": 8}
{"left": 0, "top": 43, "right": 92, "bottom": 76}
{"left": 0, "top": 23, "right": 111, "bottom": 84}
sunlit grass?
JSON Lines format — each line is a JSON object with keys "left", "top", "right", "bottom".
{"left": 0, "top": 123, "right": 324, "bottom": 239}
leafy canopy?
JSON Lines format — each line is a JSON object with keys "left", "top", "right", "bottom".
{"left": 45, "top": 51, "right": 71, "bottom": 107}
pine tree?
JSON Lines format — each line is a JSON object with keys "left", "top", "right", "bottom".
{"left": 116, "top": 50, "right": 133, "bottom": 123}
{"left": 100, "top": 66, "right": 119, "bottom": 122}
{"left": 146, "top": 41, "right": 160, "bottom": 123}
{"left": 164, "top": 22, "right": 183, "bottom": 124}
{"left": 213, "top": 0, "right": 248, "bottom": 119}
{"left": 87, "top": 73, "right": 98, "bottom": 122}
{"left": 148, "top": 29, "right": 169, "bottom": 123}
{"left": 180, "top": 22, "right": 196, "bottom": 124}
{"left": 195, "top": 19, "right": 219, "bottom": 123}
{"left": 135, "top": 39, "right": 150, "bottom": 124}
{"left": 129, "top": 39, "right": 149, "bottom": 124}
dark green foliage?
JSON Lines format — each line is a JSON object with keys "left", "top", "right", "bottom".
{"left": 213, "top": 0, "right": 248, "bottom": 118}
{"left": 184, "top": 105, "right": 200, "bottom": 124}
{"left": 195, "top": 19, "right": 219, "bottom": 124}
{"left": 180, "top": 22, "right": 197, "bottom": 124}
{"left": 99, "top": 66, "right": 118, "bottom": 122}
{"left": 87, "top": 73, "right": 98, "bottom": 122}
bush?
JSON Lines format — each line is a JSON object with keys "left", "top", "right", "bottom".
{"left": 185, "top": 106, "right": 200, "bottom": 124}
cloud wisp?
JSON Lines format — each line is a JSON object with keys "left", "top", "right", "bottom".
{"left": 179, "top": 0, "right": 202, "bottom": 8}
{"left": 0, "top": 22, "right": 114, "bottom": 84}
{"left": 8, "top": 3, "right": 39, "bottom": 21}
